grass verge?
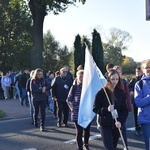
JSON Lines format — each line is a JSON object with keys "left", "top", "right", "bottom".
{"left": 0, "top": 109, "right": 5, "bottom": 118}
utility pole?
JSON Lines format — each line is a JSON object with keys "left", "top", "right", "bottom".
{"left": 146, "top": 0, "right": 150, "bottom": 20}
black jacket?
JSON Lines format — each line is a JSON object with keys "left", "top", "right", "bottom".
{"left": 31, "top": 78, "right": 50, "bottom": 101}
{"left": 93, "top": 87, "right": 128, "bottom": 129}
{"left": 20, "top": 73, "right": 30, "bottom": 88}
{"left": 128, "top": 76, "right": 142, "bottom": 92}
{"left": 51, "top": 76, "right": 72, "bottom": 102}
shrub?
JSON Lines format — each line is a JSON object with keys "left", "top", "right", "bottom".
{"left": 0, "top": 109, "right": 5, "bottom": 118}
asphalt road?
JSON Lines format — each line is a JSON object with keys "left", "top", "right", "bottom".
{"left": 0, "top": 112, "right": 145, "bottom": 150}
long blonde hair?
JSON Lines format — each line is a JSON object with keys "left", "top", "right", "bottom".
{"left": 32, "top": 68, "right": 43, "bottom": 80}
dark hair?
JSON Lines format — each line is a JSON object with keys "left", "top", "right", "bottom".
{"left": 136, "top": 66, "right": 141, "bottom": 71}
{"left": 105, "top": 69, "right": 123, "bottom": 102}
{"left": 106, "top": 63, "right": 114, "bottom": 70}
{"left": 106, "top": 69, "right": 122, "bottom": 90}
{"left": 48, "top": 71, "right": 55, "bottom": 76}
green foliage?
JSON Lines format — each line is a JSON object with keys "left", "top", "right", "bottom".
{"left": 103, "top": 44, "right": 125, "bottom": 65}
{"left": 74, "top": 34, "right": 84, "bottom": 76}
{"left": 0, "top": 109, "right": 5, "bottom": 118}
{"left": 92, "top": 29, "right": 105, "bottom": 74}
{"left": 28, "top": 0, "right": 86, "bottom": 69}
{"left": 44, "top": 0, "right": 86, "bottom": 14}
{"left": 0, "top": 0, "right": 33, "bottom": 71}
{"left": 122, "top": 56, "right": 139, "bottom": 74}
{"left": 43, "top": 30, "right": 71, "bottom": 71}
{"left": 108, "top": 27, "right": 132, "bottom": 51}
{"left": 82, "top": 35, "right": 91, "bottom": 64}
{"left": 103, "top": 28, "right": 132, "bottom": 66}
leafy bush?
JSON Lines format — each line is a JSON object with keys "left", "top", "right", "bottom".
{"left": 0, "top": 109, "right": 5, "bottom": 118}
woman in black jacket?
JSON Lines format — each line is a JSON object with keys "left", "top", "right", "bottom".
{"left": 31, "top": 68, "right": 49, "bottom": 131}
{"left": 93, "top": 69, "right": 128, "bottom": 150}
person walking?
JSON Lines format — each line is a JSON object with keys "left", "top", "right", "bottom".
{"left": 14, "top": 71, "right": 22, "bottom": 101}
{"left": 20, "top": 70, "right": 30, "bottom": 106}
{"left": 128, "top": 66, "right": 143, "bottom": 136}
{"left": 30, "top": 68, "right": 50, "bottom": 131}
{"left": 134, "top": 59, "right": 150, "bottom": 150}
{"left": 51, "top": 67, "right": 72, "bottom": 127}
{"left": 93, "top": 69, "right": 128, "bottom": 150}
{"left": 1, "top": 72, "right": 12, "bottom": 100}
{"left": 113, "top": 65, "right": 132, "bottom": 149}
{"left": 67, "top": 70, "right": 90, "bottom": 150}
{"left": 26, "top": 70, "right": 34, "bottom": 124}
{"left": 46, "top": 72, "right": 55, "bottom": 113}
{"left": 0, "top": 71, "right": 4, "bottom": 100}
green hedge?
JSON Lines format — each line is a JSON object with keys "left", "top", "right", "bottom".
{"left": 0, "top": 109, "right": 5, "bottom": 118}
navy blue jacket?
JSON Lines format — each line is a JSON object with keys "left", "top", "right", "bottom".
{"left": 51, "top": 76, "right": 72, "bottom": 102}
{"left": 31, "top": 78, "right": 50, "bottom": 101}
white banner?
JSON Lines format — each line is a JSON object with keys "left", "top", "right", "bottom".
{"left": 78, "top": 47, "right": 106, "bottom": 128}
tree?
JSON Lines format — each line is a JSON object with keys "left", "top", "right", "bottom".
{"left": 28, "top": 0, "right": 86, "bottom": 69}
{"left": 103, "top": 44, "right": 125, "bottom": 65}
{"left": 122, "top": 56, "right": 137, "bottom": 74}
{"left": 92, "top": 29, "right": 105, "bottom": 74}
{"left": 0, "top": 0, "right": 33, "bottom": 71}
{"left": 74, "top": 34, "right": 84, "bottom": 76}
{"left": 43, "top": 30, "right": 71, "bottom": 71}
{"left": 108, "top": 27, "right": 132, "bottom": 50}
{"left": 103, "top": 28, "right": 132, "bottom": 66}
{"left": 81, "top": 35, "right": 91, "bottom": 66}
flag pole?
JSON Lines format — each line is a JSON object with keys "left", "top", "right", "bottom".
{"left": 95, "top": 67, "right": 128, "bottom": 150}
{"left": 84, "top": 45, "right": 127, "bottom": 149}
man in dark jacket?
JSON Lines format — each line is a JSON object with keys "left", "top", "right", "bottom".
{"left": 51, "top": 67, "right": 72, "bottom": 127}
{"left": 129, "top": 66, "right": 143, "bottom": 136}
{"left": 20, "top": 70, "right": 30, "bottom": 106}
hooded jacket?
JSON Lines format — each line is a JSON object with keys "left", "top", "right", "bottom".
{"left": 134, "top": 75, "right": 150, "bottom": 124}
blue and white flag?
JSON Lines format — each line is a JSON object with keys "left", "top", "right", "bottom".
{"left": 78, "top": 47, "right": 106, "bottom": 128}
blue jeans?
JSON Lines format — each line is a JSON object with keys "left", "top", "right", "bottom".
{"left": 14, "top": 85, "right": 21, "bottom": 100}
{"left": 49, "top": 95, "right": 54, "bottom": 111}
{"left": 141, "top": 123, "right": 150, "bottom": 150}
{"left": 28, "top": 93, "right": 34, "bottom": 122}
{"left": 21, "top": 88, "right": 28, "bottom": 103}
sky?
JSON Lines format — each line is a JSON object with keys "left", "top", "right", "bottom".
{"left": 43, "top": 0, "right": 150, "bottom": 62}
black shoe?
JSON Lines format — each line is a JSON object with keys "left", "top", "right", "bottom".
{"left": 135, "top": 130, "right": 142, "bottom": 136}
{"left": 57, "top": 123, "right": 61, "bottom": 127}
{"left": 21, "top": 101, "right": 23, "bottom": 106}
{"left": 34, "top": 122, "right": 38, "bottom": 128}
{"left": 26, "top": 102, "right": 29, "bottom": 107}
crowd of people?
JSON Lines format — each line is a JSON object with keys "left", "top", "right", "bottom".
{"left": 0, "top": 59, "right": 150, "bottom": 150}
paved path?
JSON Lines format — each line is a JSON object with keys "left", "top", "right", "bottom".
{"left": 0, "top": 99, "right": 145, "bottom": 150}
{"left": 0, "top": 99, "right": 31, "bottom": 120}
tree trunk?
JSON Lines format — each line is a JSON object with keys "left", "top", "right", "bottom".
{"left": 29, "top": 0, "right": 46, "bottom": 69}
